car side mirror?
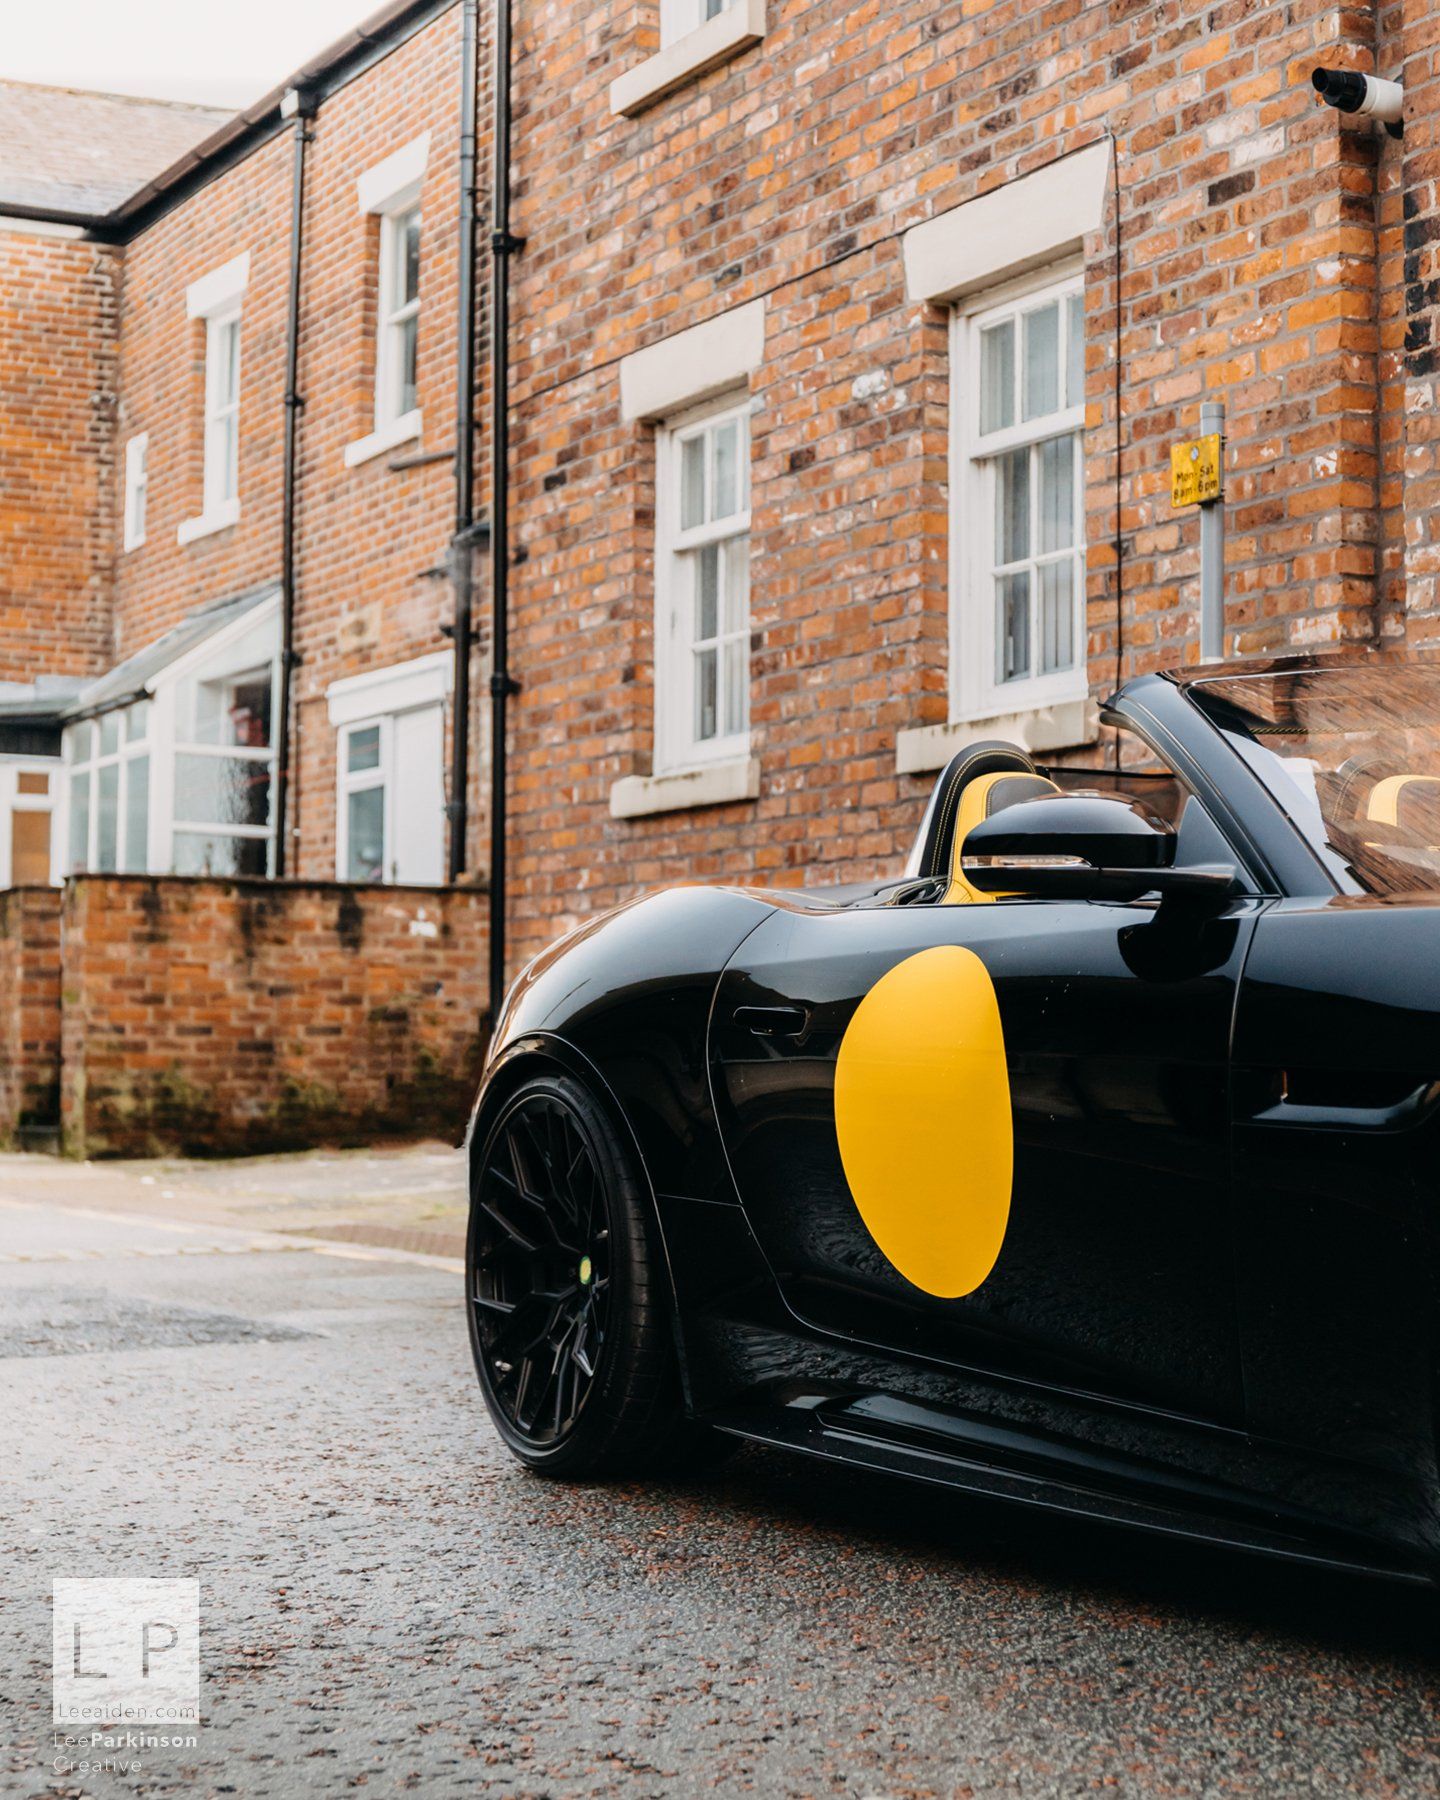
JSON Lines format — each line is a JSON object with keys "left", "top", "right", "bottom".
{"left": 960, "top": 792, "right": 1236, "bottom": 905}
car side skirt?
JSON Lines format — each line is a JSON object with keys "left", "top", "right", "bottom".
{"left": 654, "top": 1190, "right": 1439, "bottom": 1586}
{"left": 707, "top": 1395, "right": 1431, "bottom": 1586}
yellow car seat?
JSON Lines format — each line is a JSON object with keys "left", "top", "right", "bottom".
{"left": 906, "top": 741, "right": 1060, "bottom": 904}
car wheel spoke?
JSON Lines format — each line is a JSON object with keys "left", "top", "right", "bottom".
{"left": 478, "top": 1199, "right": 540, "bottom": 1255}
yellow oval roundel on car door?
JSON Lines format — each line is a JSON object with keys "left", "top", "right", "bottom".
{"left": 833, "top": 945, "right": 1013, "bottom": 1298}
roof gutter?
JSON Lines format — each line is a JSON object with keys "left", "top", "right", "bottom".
{"left": 0, "top": 201, "right": 123, "bottom": 241}
{"left": 57, "top": 689, "right": 150, "bottom": 728}
{"left": 10, "top": 0, "right": 457, "bottom": 243}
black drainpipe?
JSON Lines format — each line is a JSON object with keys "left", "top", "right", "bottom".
{"left": 274, "top": 84, "right": 316, "bottom": 878}
{"left": 448, "top": 0, "right": 481, "bottom": 884}
{"left": 487, "top": 0, "right": 522, "bottom": 1019}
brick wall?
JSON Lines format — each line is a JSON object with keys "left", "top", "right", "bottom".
{"left": 0, "top": 886, "right": 63, "bottom": 1144}
{"left": 0, "top": 231, "right": 118, "bottom": 681}
{"left": 498, "top": 0, "right": 1407, "bottom": 964}
{"left": 59, "top": 875, "right": 488, "bottom": 1158}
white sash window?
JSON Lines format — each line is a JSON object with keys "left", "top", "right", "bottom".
{"left": 655, "top": 395, "right": 751, "bottom": 774}
{"left": 951, "top": 266, "right": 1087, "bottom": 722}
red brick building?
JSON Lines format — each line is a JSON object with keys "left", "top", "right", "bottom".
{"left": 0, "top": 0, "right": 1429, "bottom": 985}
{"left": 497, "top": 0, "right": 1420, "bottom": 963}
{"left": 0, "top": 0, "right": 485, "bottom": 903}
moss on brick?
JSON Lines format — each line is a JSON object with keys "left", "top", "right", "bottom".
{"left": 60, "top": 876, "right": 489, "bottom": 1159}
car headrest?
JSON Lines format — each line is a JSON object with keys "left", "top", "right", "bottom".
{"left": 941, "top": 769, "right": 1062, "bottom": 903}
{"left": 906, "top": 740, "right": 1043, "bottom": 882}
{"left": 1367, "top": 774, "right": 1440, "bottom": 841}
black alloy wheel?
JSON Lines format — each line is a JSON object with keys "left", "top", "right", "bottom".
{"left": 470, "top": 1083, "right": 612, "bottom": 1446}
{"left": 466, "top": 1070, "right": 732, "bottom": 1477}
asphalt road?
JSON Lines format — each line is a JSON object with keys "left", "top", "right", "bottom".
{"left": 4, "top": 1160, "right": 1440, "bottom": 1799}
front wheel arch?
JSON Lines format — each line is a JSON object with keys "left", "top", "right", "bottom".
{"left": 466, "top": 1036, "right": 695, "bottom": 1407}
{"left": 470, "top": 1037, "right": 655, "bottom": 1219}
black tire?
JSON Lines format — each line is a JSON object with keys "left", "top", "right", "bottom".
{"left": 465, "top": 1069, "right": 731, "bottom": 1478}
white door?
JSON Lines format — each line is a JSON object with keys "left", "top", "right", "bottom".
{"left": 391, "top": 704, "right": 444, "bottom": 884}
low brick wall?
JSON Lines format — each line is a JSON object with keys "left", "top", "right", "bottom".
{"left": 60, "top": 876, "right": 489, "bottom": 1158}
{"left": 0, "top": 887, "right": 63, "bottom": 1145}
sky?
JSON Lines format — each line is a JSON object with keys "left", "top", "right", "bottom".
{"left": 0, "top": 0, "right": 385, "bottom": 109}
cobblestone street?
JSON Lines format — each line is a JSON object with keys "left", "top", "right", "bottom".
{"left": 3, "top": 1148, "right": 1440, "bottom": 1798}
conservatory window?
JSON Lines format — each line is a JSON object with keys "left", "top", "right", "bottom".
{"left": 62, "top": 702, "right": 151, "bottom": 875}
{"left": 169, "top": 622, "right": 278, "bottom": 878}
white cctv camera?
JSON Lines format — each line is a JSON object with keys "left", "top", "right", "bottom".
{"left": 1311, "top": 68, "right": 1404, "bottom": 138}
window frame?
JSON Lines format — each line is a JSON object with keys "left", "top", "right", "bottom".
{"left": 375, "top": 203, "right": 422, "bottom": 432}
{"left": 179, "top": 252, "right": 249, "bottom": 543}
{"left": 653, "top": 391, "right": 752, "bottom": 777}
{"left": 202, "top": 307, "right": 242, "bottom": 515}
{"left": 337, "top": 717, "right": 392, "bottom": 883}
{"left": 123, "top": 433, "right": 148, "bottom": 552}
{"left": 0, "top": 759, "right": 60, "bottom": 888}
{"left": 168, "top": 661, "right": 277, "bottom": 875}
{"left": 347, "top": 138, "right": 429, "bottom": 467}
{"left": 950, "top": 260, "right": 1087, "bottom": 725}
{"left": 61, "top": 704, "right": 152, "bottom": 877}
{"left": 659, "top": 0, "right": 734, "bottom": 45}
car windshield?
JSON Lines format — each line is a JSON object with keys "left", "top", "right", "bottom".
{"left": 1189, "top": 659, "right": 1440, "bottom": 898}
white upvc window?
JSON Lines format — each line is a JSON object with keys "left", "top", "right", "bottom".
{"left": 123, "top": 433, "right": 148, "bottom": 551}
{"left": 62, "top": 702, "right": 152, "bottom": 876}
{"left": 377, "top": 204, "right": 421, "bottom": 429}
{"left": 328, "top": 653, "right": 450, "bottom": 885}
{"left": 951, "top": 265, "right": 1086, "bottom": 723}
{"left": 339, "top": 721, "right": 387, "bottom": 881}
{"left": 660, "top": 0, "right": 736, "bottom": 45}
{"left": 179, "top": 251, "right": 249, "bottom": 543}
{"left": 59, "top": 596, "right": 280, "bottom": 880}
{"left": 655, "top": 394, "right": 751, "bottom": 775}
{"left": 204, "top": 309, "right": 242, "bottom": 512}
{"left": 346, "top": 135, "right": 429, "bottom": 467}
{"left": 165, "top": 615, "right": 278, "bottom": 878}
{"left": 166, "top": 662, "right": 274, "bottom": 877}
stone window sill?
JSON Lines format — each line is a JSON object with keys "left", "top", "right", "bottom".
{"left": 176, "top": 497, "right": 240, "bottom": 546}
{"left": 344, "top": 409, "right": 423, "bottom": 469}
{"left": 609, "top": 0, "right": 766, "bottom": 118}
{"left": 610, "top": 755, "right": 760, "bottom": 819}
{"left": 895, "top": 699, "right": 1099, "bottom": 775}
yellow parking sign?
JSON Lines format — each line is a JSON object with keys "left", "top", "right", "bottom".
{"left": 1171, "top": 433, "right": 1222, "bottom": 508}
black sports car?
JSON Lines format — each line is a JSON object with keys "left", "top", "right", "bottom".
{"left": 465, "top": 649, "right": 1440, "bottom": 1584}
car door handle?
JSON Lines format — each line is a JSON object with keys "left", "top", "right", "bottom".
{"left": 1248, "top": 1075, "right": 1440, "bottom": 1132}
{"left": 733, "top": 1005, "right": 809, "bottom": 1039}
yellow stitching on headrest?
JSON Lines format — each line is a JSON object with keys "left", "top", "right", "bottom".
{"left": 941, "top": 772, "right": 1059, "bottom": 905}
